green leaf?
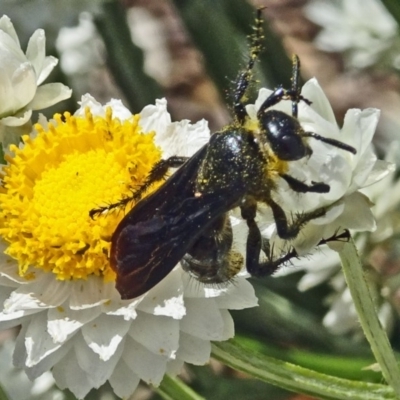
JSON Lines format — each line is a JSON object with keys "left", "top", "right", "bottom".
{"left": 339, "top": 237, "right": 400, "bottom": 397}
{"left": 212, "top": 339, "right": 396, "bottom": 400}
{"left": 94, "top": 0, "right": 163, "bottom": 113}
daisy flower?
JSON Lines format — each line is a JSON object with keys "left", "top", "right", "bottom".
{"left": 0, "top": 15, "right": 71, "bottom": 142}
{"left": 304, "top": 0, "right": 400, "bottom": 69}
{"left": 0, "top": 95, "right": 258, "bottom": 399}
{"left": 278, "top": 143, "right": 400, "bottom": 336}
{"left": 245, "top": 78, "right": 393, "bottom": 259}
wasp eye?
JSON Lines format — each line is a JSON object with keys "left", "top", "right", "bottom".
{"left": 260, "top": 110, "right": 310, "bottom": 161}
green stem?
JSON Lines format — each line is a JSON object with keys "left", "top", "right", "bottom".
{"left": 339, "top": 238, "right": 400, "bottom": 398}
{"left": 156, "top": 374, "right": 205, "bottom": 400}
{"left": 0, "top": 383, "right": 10, "bottom": 400}
{"left": 212, "top": 340, "right": 395, "bottom": 400}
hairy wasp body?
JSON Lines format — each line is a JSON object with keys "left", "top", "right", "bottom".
{"left": 92, "top": 10, "right": 355, "bottom": 299}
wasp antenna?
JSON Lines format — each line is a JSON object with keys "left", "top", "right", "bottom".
{"left": 291, "top": 55, "right": 301, "bottom": 118}
{"left": 302, "top": 131, "right": 357, "bottom": 154}
{"left": 233, "top": 8, "right": 265, "bottom": 122}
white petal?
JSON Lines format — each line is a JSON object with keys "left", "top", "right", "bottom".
{"left": 36, "top": 56, "right": 58, "bottom": 86}
{"left": 69, "top": 277, "right": 114, "bottom": 310}
{"left": 166, "top": 358, "right": 184, "bottom": 375}
{"left": 25, "top": 312, "right": 64, "bottom": 366}
{"left": 122, "top": 336, "right": 167, "bottom": 385}
{"left": 137, "top": 268, "right": 186, "bottom": 319}
{"left": 0, "top": 15, "right": 20, "bottom": 46}
{"left": 13, "top": 323, "right": 28, "bottom": 368}
{"left": 362, "top": 160, "right": 395, "bottom": 188}
{"left": 344, "top": 108, "right": 380, "bottom": 160}
{"left": 81, "top": 314, "right": 130, "bottom": 361}
{"left": 52, "top": 348, "right": 93, "bottom": 399}
{"left": 25, "top": 340, "right": 72, "bottom": 380}
{"left": 109, "top": 358, "right": 140, "bottom": 399}
{"left": 176, "top": 332, "right": 211, "bottom": 365}
{"left": 75, "top": 333, "right": 124, "bottom": 388}
{"left": 48, "top": 306, "right": 101, "bottom": 343}
{"left": 27, "top": 82, "right": 72, "bottom": 110}
{"left": 101, "top": 296, "right": 139, "bottom": 320}
{"left": 156, "top": 118, "right": 209, "bottom": 158}
{"left": 0, "top": 261, "right": 28, "bottom": 284}
{"left": 105, "top": 98, "right": 132, "bottom": 120}
{"left": 214, "top": 278, "right": 258, "bottom": 310}
{"left": 25, "top": 29, "right": 46, "bottom": 83}
{"left": 301, "top": 78, "right": 337, "bottom": 125}
{"left": 75, "top": 94, "right": 103, "bottom": 116}
{"left": 128, "top": 312, "right": 179, "bottom": 358}
{"left": 0, "top": 110, "right": 32, "bottom": 127}
{"left": 139, "top": 98, "right": 171, "bottom": 136}
{"left": 180, "top": 298, "right": 227, "bottom": 340}
{"left": 336, "top": 192, "right": 376, "bottom": 231}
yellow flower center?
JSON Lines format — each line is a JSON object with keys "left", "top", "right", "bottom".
{"left": 0, "top": 107, "right": 162, "bottom": 282}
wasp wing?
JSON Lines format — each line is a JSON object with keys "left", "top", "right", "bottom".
{"left": 111, "top": 145, "right": 240, "bottom": 299}
{"left": 112, "top": 192, "right": 242, "bottom": 299}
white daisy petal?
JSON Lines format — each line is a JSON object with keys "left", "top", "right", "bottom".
{"left": 214, "top": 279, "right": 258, "bottom": 309}
{"left": 69, "top": 278, "right": 114, "bottom": 310}
{"left": 180, "top": 298, "right": 229, "bottom": 340}
{"left": 137, "top": 268, "right": 186, "bottom": 319}
{"left": 25, "top": 29, "right": 46, "bottom": 83}
{"left": 25, "top": 313, "right": 64, "bottom": 366}
{"left": 75, "top": 334, "right": 124, "bottom": 388}
{"left": 25, "top": 340, "right": 72, "bottom": 381}
{"left": 27, "top": 83, "right": 72, "bottom": 110}
{"left": 81, "top": 314, "right": 130, "bottom": 361}
{"left": 177, "top": 332, "right": 212, "bottom": 365}
{"left": 166, "top": 358, "right": 185, "bottom": 375}
{"left": 52, "top": 348, "right": 93, "bottom": 399}
{"left": 109, "top": 358, "right": 140, "bottom": 399}
{"left": 127, "top": 312, "right": 179, "bottom": 358}
{"left": 122, "top": 336, "right": 167, "bottom": 385}
{"left": 48, "top": 306, "right": 101, "bottom": 343}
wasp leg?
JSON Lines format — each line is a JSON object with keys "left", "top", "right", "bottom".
{"left": 280, "top": 173, "right": 330, "bottom": 193}
{"left": 267, "top": 197, "right": 326, "bottom": 240}
{"left": 233, "top": 8, "right": 265, "bottom": 123}
{"left": 89, "top": 156, "right": 188, "bottom": 218}
{"left": 241, "top": 199, "right": 296, "bottom": 276}
{"left": 245, "top": 212, "right": 349, "bottom": 278}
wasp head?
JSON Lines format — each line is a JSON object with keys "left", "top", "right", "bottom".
{"left": 258, "top": 109, "right": 312, "bottom": 161}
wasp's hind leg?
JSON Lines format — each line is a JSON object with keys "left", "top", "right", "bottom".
{"left": 89, "top": 156, "right": 188, "bottom": 218}
{"left": 267, "top": 197, "right": 327, "bottom": 240}
{"left": 233, "top": 8, "right": 265, "bottom": 123}
{"left": 240, "top": 199, "right": 295, "bottom": 276}
{"left": 243, "top": 199, "right": 349, "bottom": 277}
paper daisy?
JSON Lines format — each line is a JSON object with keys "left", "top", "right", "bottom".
{"left": 0, "top": 15, "right": 71, "bottom": 140}
{"left": 305, "top": 0, "right": 399, "bottom": 69}
{"left": 0, "top": 95, "right": 258, "bottom": 399}
{"left": 245, "top": 77, "right": 394, "bottom": 257}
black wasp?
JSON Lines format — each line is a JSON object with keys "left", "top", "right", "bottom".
{"left": 91, "top": 9, "right": 356, "bottom": 299}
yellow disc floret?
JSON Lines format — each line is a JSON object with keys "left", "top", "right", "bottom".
{"left": 0, "top": 107, "right": 162, "bottom": 282}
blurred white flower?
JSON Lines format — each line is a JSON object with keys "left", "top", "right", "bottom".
{"left": 0, "top": 95, "right": 257, "bottom": 399}
{"left": 55, "top": 12, "right": 105, "bottom": 97}
{"left": 128, "top": 7, "right": 171, "bottom": 85}
{"left": 305, "top": 0, "right": 399, "bottom": 69}
{"left": 0, "top": 15, "right": 71, "bottom": 130}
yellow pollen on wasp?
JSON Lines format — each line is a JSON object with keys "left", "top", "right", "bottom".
{"left": 0, "top": 107, "right": 162, "bottom": 281}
